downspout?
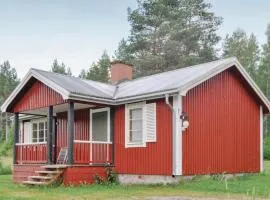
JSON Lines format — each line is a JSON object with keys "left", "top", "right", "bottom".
{"left": 165, "top": 94, "right": 176, "bottom": 176}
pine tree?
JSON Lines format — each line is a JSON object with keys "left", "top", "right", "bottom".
{"left": 0, "top": 61, "right": 19, "bottom": 141}
{"left": 115, "top": 0, "right": 222, "bottom": 77}
{"left": 82, "top": 51, "right": 111, "bottom": 82}
{"left": 222, "top": 28, "right": 260, "bottom": 80}
{"left": 51, "top": 59, "right": 72, "bottom": 75}
{"left": 258, "top": 24, "right": 270, "bottom": 100}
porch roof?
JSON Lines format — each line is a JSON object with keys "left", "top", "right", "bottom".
{"left": 2, "top": 57, "right": 270, "bottom": 113}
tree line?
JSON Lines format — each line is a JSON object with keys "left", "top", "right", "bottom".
{"left": 1, "top": 0, "right": 270, "bottom": 139}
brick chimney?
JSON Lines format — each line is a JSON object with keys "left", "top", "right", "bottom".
{"left": 110, "top": 61, "right": 133, "bottom": 84}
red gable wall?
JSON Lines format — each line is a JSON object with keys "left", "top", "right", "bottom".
{"left": 11, "top": 79, "right": 65, "bottom": 112}
{"left": 182, "top": 68, "right": 260, "bottom": 175}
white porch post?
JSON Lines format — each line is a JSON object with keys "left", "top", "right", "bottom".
{"left": 172, "top": 93, "right": 182, "bottom": 175}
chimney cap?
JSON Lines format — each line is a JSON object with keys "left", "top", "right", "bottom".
{"left": 111, "top": 60, "right": 133, "bottom": 67}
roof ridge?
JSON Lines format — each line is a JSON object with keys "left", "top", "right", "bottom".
{"left": 117, "top": 57, "right": 237, "bottom": 85}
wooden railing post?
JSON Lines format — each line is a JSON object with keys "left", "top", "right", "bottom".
{"left": 67, "top": 102, "right": 74, "bottom": 165}
{"left": 13, "top": 113, "right": 19, "bottom": 164}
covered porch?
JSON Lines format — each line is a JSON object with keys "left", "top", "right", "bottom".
{"left": 14, "top": 101, "right": 114, "bottom": 166}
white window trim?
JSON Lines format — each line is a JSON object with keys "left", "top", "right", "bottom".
{"left": 31, "top": 118, "right": 47, "bottom": 144}
{"left": 125, "top": 102, "right": 147, "bottom": 148}
{"left": 90, "top": 107, "right": 111, "bottom": 143}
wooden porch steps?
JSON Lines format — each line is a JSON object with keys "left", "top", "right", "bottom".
{"left": 22, "top": 165, "right": 67, "bottom": 186}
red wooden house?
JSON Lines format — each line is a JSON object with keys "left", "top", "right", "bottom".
{"left": 1, "top": 57, "right": 270, "bottom": 185}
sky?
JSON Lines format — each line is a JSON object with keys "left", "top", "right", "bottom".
{"left": 0, "top": 0, "right": 270, "bottom": 78}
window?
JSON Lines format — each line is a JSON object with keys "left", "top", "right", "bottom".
{"left": 31, "top": 120, "right": 47, "bottom": 143}
{"left": 125, "top": 102, "right": 156, "bottom": 148}
{"left": 90, "top": 108, "right": 110, "bottom": 142}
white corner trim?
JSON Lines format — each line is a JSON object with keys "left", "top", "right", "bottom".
{"left": 260, "top": 105, "right": 264, "bottom": 172}
{"left": 172, "top": 93, "right": 182, "bottom": 175}
{"left": 0, "top": 69, "right": 70, "bottom": 112}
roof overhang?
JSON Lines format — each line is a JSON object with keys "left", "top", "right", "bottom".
{"left": 177, "top": 59, "right": 270, "bottom": 113}
{"left": 2, "top": 58, "right": 270, "bottom": 114}
{"left": 0, "top": 69, "right": 70, "bottom": 112}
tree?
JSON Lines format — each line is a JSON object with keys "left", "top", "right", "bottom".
{"left": 115, "top": 0, "right": 222, "bottom": 77}
{"left": 51, "top": 59, "right": 72, "bottom": 75}
{"left": 222, "top": 29, "right": 260, "bottom": 80}
{"left": 258, "top": 24, "right": 270, "bottom": 100}
{"left": 0, "top": 61, "right": 19, "bottom": 141}
{"left": 257, "top": 24, "right": 270, "bottom": 137}
{"left": 81, "top": 51, "right": 111, "bottom": 82}
{"left": 0, "top": 61, "right": 19, "bottom": 105}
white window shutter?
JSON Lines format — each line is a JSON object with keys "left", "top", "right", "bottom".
{"left": 145, "top": 103, "right": 156, "bottom": 142}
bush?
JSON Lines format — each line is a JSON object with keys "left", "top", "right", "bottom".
{"left": 0, "top": 126, "right": 14, "bottom": 156}
{"left": 93, "top": 164, "right": 119, "bottom": 185}
{"left": 264, "top": 136, "right": 270, "bottom": 160}
{"left": 0, "top": 161, "right": 12, "bottom": 175}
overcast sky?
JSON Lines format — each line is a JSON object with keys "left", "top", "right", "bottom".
{"left": 0, "top": 0, "right": 270, "bottom": 78}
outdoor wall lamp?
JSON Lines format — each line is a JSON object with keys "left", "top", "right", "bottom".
{"left": 180, "top": 111, "right": 189, "bottom": 131}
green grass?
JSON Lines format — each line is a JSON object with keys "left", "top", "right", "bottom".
{"left": 0, "top": 162, "right": 270, "bottom": 199}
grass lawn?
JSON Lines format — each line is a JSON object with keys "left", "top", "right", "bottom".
{"left": 0, "top": 162, "right": 270, "bottom": 200}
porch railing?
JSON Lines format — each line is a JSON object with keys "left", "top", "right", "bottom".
{"left": 15, "top": 143, "right": 47, "bottom": 164}
{"left": 74, "top": 140, "right": 112, "bottom": 165}
{"left": 15, "top": 141, "right": 112, "bottom": 165}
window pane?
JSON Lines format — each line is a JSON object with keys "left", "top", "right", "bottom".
{"left": 32, "top": 130, "right": 37, "bottom": 143}
{"left": 129, "top": 108, "right": 142, "bottom": 119}
{"left": 130, "top": 131, "right": 143, "bottom": 143}
{"left": 92, "top": 111, "right": 108, "bottom": 141}
{"left": 32, "top": 123, "right": 37, "bottom": 131}
{"left": 39, "top": 130, "right": 44, "bottom": 142}
{"left": 129, "top": 108, "right": 143, "bottom": 143}
{"left": 130, "top": 119, "right": 142, "bottom": 131}
{"left": 39, "top": 122, "right": 44, "bottom": 131}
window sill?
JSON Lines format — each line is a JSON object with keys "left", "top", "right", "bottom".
{"left": 125, "top": 142, "right": 146, "bottom": 148}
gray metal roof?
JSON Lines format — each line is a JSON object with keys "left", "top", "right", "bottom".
{"left": 31, "top": 69, "right": 115, "bottom": 99}
{"left": 2, "top": 57, "right": 270, "bottom": 112}
{"left": 114, "top": 58, "right": 233, "bottom": 99}
{"left": 32, "top": 57, "right": 236, "bottom": 100}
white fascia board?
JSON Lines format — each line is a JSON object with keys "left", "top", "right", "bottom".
{"left": 1, "top": 69, "right": 70, "bottom": 112}
{"left": 177, "top": 60, "right": 270, "bottom": 113}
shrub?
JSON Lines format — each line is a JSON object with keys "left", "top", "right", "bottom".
{"left": 93, "top": 164, "right": 119, "bottom": 185}
{"left": 264, "top": 136, "right": 270, "bottom": 160}
{"left": 0, "top": 126, "right": 14, "bottom": 157}
{"left": 0, "top": 161, "right": 12, "bottom": 175}
{"left": 106, "top": 165, "right": 119, "bottom": 185}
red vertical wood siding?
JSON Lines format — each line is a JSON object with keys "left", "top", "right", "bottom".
{"left": 57, "top": 108, "right": 90, "bottom": 152}
{"left": 63, "top": 166, "right": 107, "bottom": 185}
{"left": 114, "top": 99, "right": 172, "bottom": 175}
{"left": 11, "top": 79, "right": 64, "bottom": 112}
{"left": 182, "top": 68, "right": 260, "bottom": 175}
{"left": 74, "top": 109, "right": 90, "bottom": 141}
{"left": 56, "top": 112, "right": 68, "bottom": 157}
